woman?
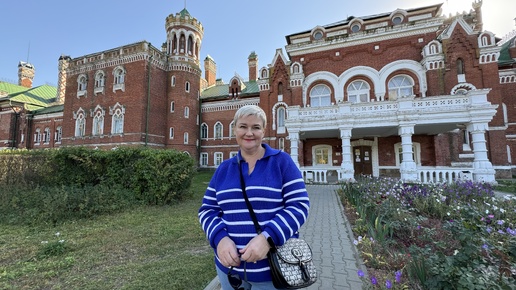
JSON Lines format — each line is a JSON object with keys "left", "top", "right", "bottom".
{"left": 198, "top": 105, "right": 310, "bottom": 290}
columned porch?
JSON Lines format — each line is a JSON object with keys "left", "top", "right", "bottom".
{"left": 286, "top": 90, "right": 498, "bottom": 184}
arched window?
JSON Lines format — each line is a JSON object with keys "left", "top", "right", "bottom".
{"left": 456, "top": 58, "right": 465, "bottom": 74}
{"left": 169, "top": 127, "right": 174, "bottom": 139}
{"left": 75, "top": 114, "right": 86, "bottom": 137}
{"left": 92, "top": 111, "right": 104, "bottom": 136}
{"left": 229, "top": 121, "right": 235, "bottom": 138}
{"left": 347, "top": 80, "right": 370, "bottom": 103}
{"left": 387, "top": 75, "right": 414, "bottom": 100}
{"left": 184, "top": 106, "right": 189, "bottom": 118}
{"left": 170, "top": 101, "right": 175, "bottom": 112}
{"left": 214, "top": 122, "right": 223, "bottom": 140}
{"left": 278, "top": 82, "right": 283, "bottom": 95}
{"left": 277, "top": 107, "right": 285, "bottom": 128}
{"left": 183, "top": 132, "right": 189, "bottom": 144}
{"left": 55, "top": 126, "right": 62, "bottom": 143}
{"left": 111, "top": 108, "right": 124, "bottom": 134}
{"left": 171, "top": 76, "right": 176, "bottom": 87}
{"left": 34, "top": 128, "right": 41, "bottom": 144}
{"left": 43, "top": 127, "right": 51, "bottom": 143}
{"left": 185, "top": 81, "right": 190, "bottom": 92}
{"left": 201, "top": 123, "right": 208, "bottom": 139}
{"left": 114, "top": 67, "right": 125, "bottom": 84}
{"left": 94, "top": 71, "right": 105, "bottom": 88}
{"left": 77, "top": 75, "right": 87, "bottom": 96}
{"left": 309, "top": 84, "right": 331, "bottom": 107}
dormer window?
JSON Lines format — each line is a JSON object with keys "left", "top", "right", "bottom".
{"left": 313, "top": 30, "right": 324, "bottom": 40}
{"left": 350, "top": 23, "right": 361, "bottom": 33}
{"left": 392, "top": 15, "right": 403, "bottom": 25}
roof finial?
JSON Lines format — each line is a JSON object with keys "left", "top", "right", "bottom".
{"left": 184, "top": 0, "right": 186, "bottom": 9}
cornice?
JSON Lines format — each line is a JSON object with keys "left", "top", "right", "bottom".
{"left": 286, "top": 22, "right": 441, "bottom": 57}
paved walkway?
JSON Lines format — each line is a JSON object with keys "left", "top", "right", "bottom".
{"left": 203, "top": 184, "right": 365, "bottom": 290}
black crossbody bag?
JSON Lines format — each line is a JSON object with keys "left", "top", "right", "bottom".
{"left": 238, "top": 161, "right": 317, "bottom": 289}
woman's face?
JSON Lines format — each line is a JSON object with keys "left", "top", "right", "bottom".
{"left": 234, "top": 114, "right": 265, "bottom": 152}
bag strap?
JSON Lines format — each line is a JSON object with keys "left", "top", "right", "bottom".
{"left": 238, "top": 160, "right": 262, "bottom": 235}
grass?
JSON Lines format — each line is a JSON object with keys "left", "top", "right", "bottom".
{"left": 495, "top": 179, "right": 516, "bottom": 194}
{"left": 0, "top": 171, "right": 216, "bottom": 290}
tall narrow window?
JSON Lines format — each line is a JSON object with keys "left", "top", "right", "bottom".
{"left": 43, "top": 127, "right": 51, "bottom": 143}
{"left": 185, "top": 81, "right": 190, "bottom": 92}
{"left": 171, "top": 76, "right": 176, "bottom": 87}
{"left": 92, "top": 112, "right": 104, "bottom": 136}
{"left": 200, "top": 153, "right": 208, "bottom": 166}
{"left": 457, "top": 58, "right": 464, "bottom": 74}
{"left": 55, "top": 126, "right": 62, "bottom": 143}
{"left": 170, "top": 101, "right": 175, "bottom": 112}
{"left": 229, "top": 121, "right": 235, "bottom": 138}
{"left": 214, "top": 152, "right": 223, "bottom": 166}
{"left": 169, "top": 127, "right": 174, "bottom": 139}
{"left": 111, "top": 108, "right": 124, "bottom": 134}
{"left": 201, "top": 123, "right": 208, "bottom": 139}
{"left": 75, "top": 116, "right": 85, "bottom": 137}
{"left": 184, "top": 106, "right": 190, "bottom": 118}
{"left": 34, "top": 128, "right": 41, "bottom": 144}
{"left": 215, "top": 122, "right": 223, "bottom": 140}
{"left": 183, "top": 132, "right": 189, "bottom": 144}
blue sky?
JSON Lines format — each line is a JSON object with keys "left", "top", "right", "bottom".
{"left": 1, "top": 0, "right": 515, "bottom": 87}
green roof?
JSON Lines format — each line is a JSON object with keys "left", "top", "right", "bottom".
{"left": 498, "top": 34, "right": 516, "bottom": 66}
{"left": 201, "top": 80, "right": 260, "bottom": 100}
{"left": 0, "top": 81, "right": 28, "bottom": 97}
{"left": 0, "top": 81, "right": 57, "bottom": 110}
{"left": 33, "top": 104, "right": 64, "bottom": 115}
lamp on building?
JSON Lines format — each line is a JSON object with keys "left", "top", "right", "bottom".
{"left": 9, "top": 105, "right": 22, "bottom": 149}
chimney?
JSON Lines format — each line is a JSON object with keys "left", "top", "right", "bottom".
{"left": 248, "top": 51, "right": 258, "bottom": 82}
{"left": 56, "top": 55, "right": 71, "bottom": 104}
{"left": 204, "top": 55, "right": 216, "bottom": 87}
{"left": 18, "top": 61, "right": 35, "bottom": 88}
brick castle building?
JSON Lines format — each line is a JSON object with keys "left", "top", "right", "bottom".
{"left": 1, "top": 1, "right": 516, "bottom": 183}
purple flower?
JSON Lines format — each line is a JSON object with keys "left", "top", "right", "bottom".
{"left": 395, "top": 270, "right": 402, "bottom": 282}
{"left": 371, "top": 276, "right": 377, "bottom": 285}
{"left": 357, "top": 270, "right": 364, "bottom": 277}
{"left": 486, "top": 227, "right": 492, "bottom": 233}
{"left": 385, "top": 279, "right": 392, "bottom": 289}
{"left": 482, "top": 244, "right": 488, "bottom": 250}
{"left": 497, "top": 220, "right": 505, "bottom": 225}
{"left": 507, "top": 228, "right": 516, "bottom": 236}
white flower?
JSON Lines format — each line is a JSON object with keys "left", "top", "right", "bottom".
{"left": 447, "top": 212, "right": 450, "bottom": 216}
{"left": 41, "top": 241, "right": 48, "bottom": 244}
{"left": 453, "top": 250, "right": 459, "bottom": 256}
{"left": 55, "top": 232, "right": 60, "bottom": 237}
{"left": 485, "top": 209, "right": 489, "bottom": 214}
{"left": 59, "top": 240, "right": 65, "bottom": 243}
{"left": 500, "top": 208, "right": 506, "bottom": 213}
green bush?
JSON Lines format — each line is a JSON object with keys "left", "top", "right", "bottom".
{"left": 0, "top": 146, "right": 196, "bottom": 225}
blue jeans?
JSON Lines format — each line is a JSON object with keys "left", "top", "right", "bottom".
{"left": 216, "top": 265, "right": 279, "bottom": 290}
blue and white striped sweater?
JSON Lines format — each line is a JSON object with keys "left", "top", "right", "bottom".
{"left": 198, "top": 143, "right": 310, "bottom": 282}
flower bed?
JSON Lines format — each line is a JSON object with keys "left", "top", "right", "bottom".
{"left": 338, "top": 177, "right": 516, "bottom": 289}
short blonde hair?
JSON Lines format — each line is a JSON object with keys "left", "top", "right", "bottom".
{"left": 233, "top": 105, "right": 267, "bottom": 128}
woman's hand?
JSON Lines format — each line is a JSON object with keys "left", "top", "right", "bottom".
{"left": 216, "top": 237, "right": 241, "bottom": 267}
{"left": 239, "top": 233, "right": 270, "bottom": 263}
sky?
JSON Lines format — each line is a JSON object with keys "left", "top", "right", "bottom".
{"left": 1, "top": 0, "right": 515, "bottom": 88}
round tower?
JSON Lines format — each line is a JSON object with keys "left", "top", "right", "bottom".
{"left": 164, "top": 8, "right": 204, "bottom": 161}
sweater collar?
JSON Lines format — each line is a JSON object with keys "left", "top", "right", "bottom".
{"left": 235, "top": 143, "right": 280, "bottom": 164}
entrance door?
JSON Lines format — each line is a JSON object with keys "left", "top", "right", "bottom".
{"left": 353, "top": 146, "right": 372, "bottom": 176}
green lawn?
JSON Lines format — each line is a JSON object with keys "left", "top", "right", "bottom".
{"left": 0, "top": 171, "right": 216, "bottom": 290}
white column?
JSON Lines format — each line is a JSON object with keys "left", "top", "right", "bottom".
{"left": 339, "top": 128, "right": 354, "bottom": 181}
{"left": 289, "top": 131, "right": 300, "bottom": 167}
{"left": 398, "top": 125, "right": 418, "bottom": 182}
{"left": 467, "top": 122, "right": 496, "bottom": 183}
